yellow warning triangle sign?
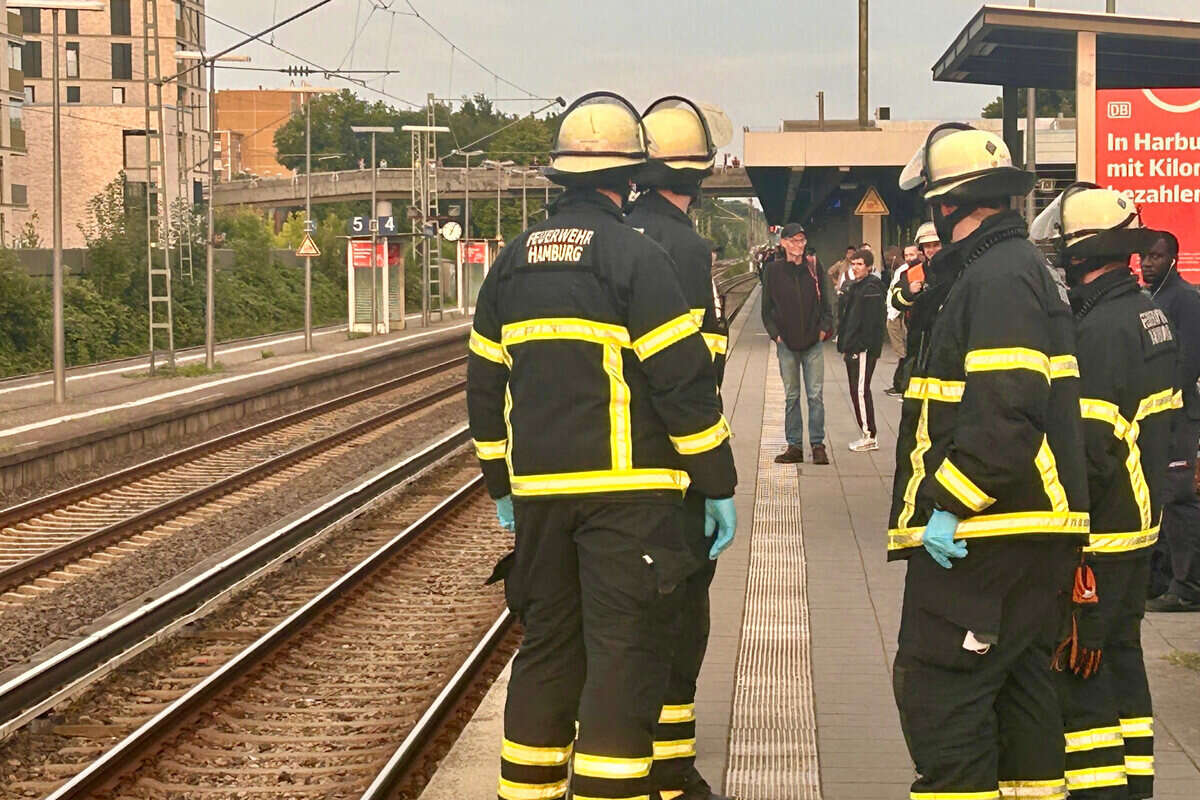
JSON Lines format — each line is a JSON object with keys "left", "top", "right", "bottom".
{"left": 296, "top": 234, "right": 321, "bottom": 257}
{"left": 854, "top": 186, "right": 890, "bottom": 216}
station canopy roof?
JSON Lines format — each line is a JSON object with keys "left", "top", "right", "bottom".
{"left": 934, "top": 5, "right": 1200, "bottom": 90}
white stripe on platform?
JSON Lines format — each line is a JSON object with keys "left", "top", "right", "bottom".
{"left": 724, "top": 345, "right": 820, "bottom": 800}
{"left": 0, "top": 323, "right": 472, "bottom": 441}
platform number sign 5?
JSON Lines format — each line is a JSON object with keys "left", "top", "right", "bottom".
{"left": 349, "top": 216, "right": 399, "bottom": 236}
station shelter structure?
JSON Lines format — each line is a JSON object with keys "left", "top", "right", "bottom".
{"left": 743, "top": 119, "right": 1076, "bottom": 264}
{"left": 744, "top": 5, "right": 1200, "bottom": 271}
{"left": 347, "top": 238, "right": 406, "bottom": 335}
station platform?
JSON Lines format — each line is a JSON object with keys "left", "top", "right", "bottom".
{"left": 422, "top": 292, "right": 1200, "bottom": 800}
{"left": 0, "top": 315, "right": 470, "bottom": 492}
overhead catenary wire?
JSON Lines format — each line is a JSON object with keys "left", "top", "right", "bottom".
{"left": 394, "top": 1, "right": 541, "bottom": 100}
{"left": 197, "top": 7, "right": 421, "bottom": 109}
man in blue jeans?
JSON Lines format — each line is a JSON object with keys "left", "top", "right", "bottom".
{"left": 761, "top": 223, "right": 836, "bottom": 464}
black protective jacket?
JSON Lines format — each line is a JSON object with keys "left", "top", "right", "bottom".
{"left": 1071, "top": 269, "right": 1180, "bottom": 557}
{"left": 836, "top": 273, "right": 885, "bottom": 358}
{"left": 887, "top": 211, "right": 1090, "bottom": 559}
{"left": 626, "top": 191, "right": 728, "bottom": 385}
{"left": 467, "top": 190, "right": 736, "bottom": 504}
{"left": 1148, "top": 269, "right": 1200, "bottom": 462}
{"left": 761, "top": 255, "right": 835, "bottom": 351}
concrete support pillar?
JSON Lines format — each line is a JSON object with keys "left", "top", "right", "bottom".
{"left": 861, "top": 215, "right": 882, "bottom": 257}
{"left": 1076, "top": 31, "right": 1098, "bottom": 183}
{"left": 1002, "top": 85, "right": 1022, "bottom": 166}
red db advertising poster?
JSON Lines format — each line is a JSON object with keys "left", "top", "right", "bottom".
{"left": 1096, "top": 88, "right": 1200, "bottom": 278}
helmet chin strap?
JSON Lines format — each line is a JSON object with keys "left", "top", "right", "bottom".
{"left": 1064, "top": 256, "right": 1109, "bottom": 288}
{"left": 930, "top": 202, "right": 976, "bottom": 245}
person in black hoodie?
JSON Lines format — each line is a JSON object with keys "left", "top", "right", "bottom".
{"left": 1141, "top": 230, "right": 1200, "bottom": 612}
{"left": 837, "top": 248, "right": 885, "bottom": 451}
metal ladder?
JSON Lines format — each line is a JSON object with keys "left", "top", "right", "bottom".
{"left": 143, "top": 0, "right": 175, "bottom": 370}
{"left": 176, "top": 91, "right": 194, "bottom": 284}
{"left": 424, "top": 94, "right": 442, "bottom": 319}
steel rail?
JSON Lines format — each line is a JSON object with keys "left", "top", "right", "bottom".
{"left": 0, "top": 354, "right": 466, "bottom": 532}
{"left": 0, "top": 427, "right": 472, "bottom": 743}
{"left": 43, "top": 466, "right": 484, "bottom": 800}
{"left": 360, "top": 608, "right": 514, "bottom": 799}
{"left": 0, "top": 368, "right": 468, "bottom": 595}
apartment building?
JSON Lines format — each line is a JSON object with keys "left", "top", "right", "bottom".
{"left": 12, "top": 0, "right": 207, "bottom": 247}
{"left": 214, "top": 87, "right": 311, "bottom": 180}
{"left": 0, "top": 1, "right": 27, "bottom": 246}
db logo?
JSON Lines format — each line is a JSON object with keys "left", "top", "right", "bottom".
{"left": 1107, "top": 101, "right": 1133, "bottom": 119}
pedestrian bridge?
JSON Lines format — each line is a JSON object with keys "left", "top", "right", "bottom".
{"left": 210, "top": 165, "right": 756, "bottom": 209}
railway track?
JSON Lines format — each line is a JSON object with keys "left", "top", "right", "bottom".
{"left": 0, "top": 284, "right": 760, "bottom": 797}
{"left": 0, "top": 428, "right": 475, "bottom": 746}
{"left": 1, "top": 443, "right": 511, "bottom": 799}
{"left": 0, "top": 357, "right": 467, "bottom": 607}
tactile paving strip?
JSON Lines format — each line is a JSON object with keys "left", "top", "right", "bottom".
{"left": 725, "top": 346, "right": 821, "bottom": 799}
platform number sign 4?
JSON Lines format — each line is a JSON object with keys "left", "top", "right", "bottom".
{"left": 349, "top": 216, "right": 399, "bottom": 236}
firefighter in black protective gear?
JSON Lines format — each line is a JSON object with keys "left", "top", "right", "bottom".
{"left": 1141, "top": 229, "right": 1200, "bottom": 612}
{"left": 625, "top": 96, "right": 735, "bottom": 800}
{"left": 888, "top": 123, "right": 1089, "bottom": 800}
{"left": 467, "top": 92, "right": 738, "bottom": 800}
{"left": 1030, "top": 184, "right": 1179, "bottom": 799}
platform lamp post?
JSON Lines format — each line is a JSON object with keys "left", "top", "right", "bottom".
{"left": 510, "top": 167, "right": 539, "bottom": 231}
{"left": 351, "top": 126, "right": 394, "bottom": 336}
{"left": 174, "top": 51, "right": 251, "bottom": 369}
{"left": 453, "top": 149, "right": 483, "bottom": 243}
{"left": 452, "top": 149, "right": 482, "bottom": 315}
{"left": 482, "top": 159, "right": 514, "bottom": 239}
{"left": 273, "top": 86, "right": 336, "bottom": 351}
{"left": 11, "top": 0, "right": 104, "bottom": 403}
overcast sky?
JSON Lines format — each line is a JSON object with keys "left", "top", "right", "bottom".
{"left": 209, "top": 0, "right": 1200, "bottom": 152}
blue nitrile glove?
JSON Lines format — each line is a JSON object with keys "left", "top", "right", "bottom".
{"left": 704, "top": 498, "right": 738, "bottom": 560}
{"left": 494, "top": 494, "right": 515, "bottom": 532}
{"left": 923, "top": 509, "right": 967, "bottom": 569}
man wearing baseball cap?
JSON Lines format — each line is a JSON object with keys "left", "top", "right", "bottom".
{"left": 761, "top": 222, "right": 836, "bottom": 464}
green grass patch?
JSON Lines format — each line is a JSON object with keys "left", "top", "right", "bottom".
{"left": 125, "top": 362, "right": 224, "bottom": 379}
{"left": 1166, "top": 650, "right": 1200, "bottom": 672}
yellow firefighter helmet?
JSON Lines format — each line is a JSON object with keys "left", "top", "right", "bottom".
{"left": 899, "top": 123, "right": 1035, "bottom": 202}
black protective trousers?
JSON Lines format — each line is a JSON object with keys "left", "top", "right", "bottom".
{"left": 844, "top": 352, "right": 877, "bottom": 438}
{"left": 892, "top": 540, "right": 1076, "bottom": 800}
{"left": 1057, "top": 554, "right": 1155, "bottom": 800}
{"left": 499, "top": 499, "right": 690, "bottom": 800}
{"left": 651, "top": 492, "right": 717, "bottom": 793}
{"left": 1150, "top": 419, "right": 1200, "bottom": 602}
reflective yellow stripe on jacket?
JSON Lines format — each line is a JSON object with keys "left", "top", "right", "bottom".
{"left": 474, "top": 439, "right": 507, "bottom": 461}
{"left": 889, "top": 511, "right": 1089, "bottom": 550}
{"left": 470, "top": 329, "right": 507, "bottom": 365}
{"left": 632, "top": 313, "right": 699, "bottom": 361}
{"left": 905, "top": 377, "right": 965, "bottom": 403}
{"left": 1080, "top": 389, "right": 1181, "bottom": 554}
{"left": 963, "top": 348, "right": 1079, "bottom": 382}
{"left": 670, "top": 416, "right": 731, "bottom": 456}
{"left": 511, "top": 468, "right": 690, "bottom": 497}
{"left": 498, "top": 778, "right": 569, "bottom": 800}
{"left": 998, "top": 778, "right": 1067, "bottom": 799}
{"left": 935, "top": 457, "right": 996, "bottom": 513}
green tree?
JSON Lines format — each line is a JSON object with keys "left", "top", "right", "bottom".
{"left": 0, "top": 247, "right": 51, "bottom": 375}
{"left": 982, "top": 89, "right": 1075, "bottom": 119}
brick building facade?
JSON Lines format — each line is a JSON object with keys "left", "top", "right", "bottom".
{"left": 12, "top": 0, "right": 206, "bottom": 248}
